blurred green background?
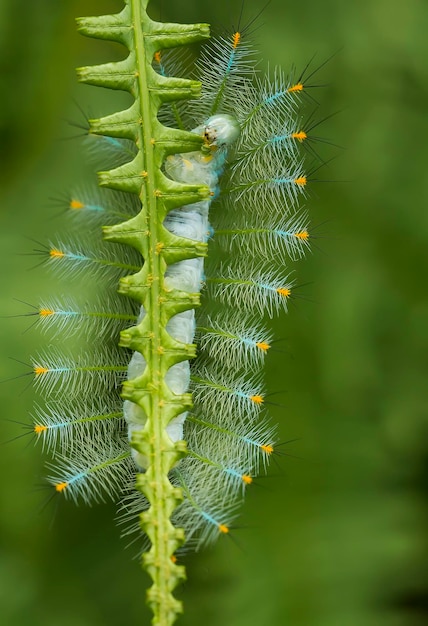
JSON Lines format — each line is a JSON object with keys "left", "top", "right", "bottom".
{"left": 1, "top": 0, "right": 427, "bottom": 625}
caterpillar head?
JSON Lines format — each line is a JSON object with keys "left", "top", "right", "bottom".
{"left": 201, "top": 114, "right": 241, "bottom": 148}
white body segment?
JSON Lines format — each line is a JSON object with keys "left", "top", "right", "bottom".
{"left": 123, "top": 115, "right": 240, "bottom": 469}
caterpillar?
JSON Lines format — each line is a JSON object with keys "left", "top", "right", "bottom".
{"left": 16, "top": 1, "right": 332, "bottom": 624}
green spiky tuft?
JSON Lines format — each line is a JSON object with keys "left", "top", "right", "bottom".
{"left": 78, "top": 1, "right": 211, "bottom": 623}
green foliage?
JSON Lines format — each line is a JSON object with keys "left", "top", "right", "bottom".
{"left": 77, "top": 2, "right": 213, "bottom": 623}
